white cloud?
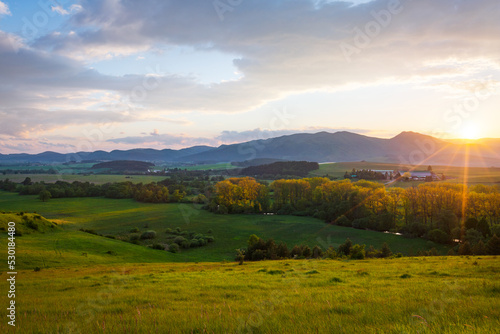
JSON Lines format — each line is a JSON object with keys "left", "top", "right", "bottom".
{"left": 52, "top": 5, "right": 69, "bottom": 15}
{"left": 0, "top": 1, "right": 11, "bottom": 16}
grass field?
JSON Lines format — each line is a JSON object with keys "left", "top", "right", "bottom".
{"left": 0, "top": 191, "right": 448, "bottom": 268}
{"left": 0, "top": 174, "right": 169, "bottom": 184}
{"left": 310, "top": 162, "right": 500, "bottom": 187}
{"left": 0, "top": 256, "right": 497, "bottom": 333}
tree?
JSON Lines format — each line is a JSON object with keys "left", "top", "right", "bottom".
{"left": 338, "top": 238, "right": 352, "bottom": 256}
{"left": 38, "top": 190, "right": 51, "bottom": 202}
{"left": 475, "top": 217, "right": 491, "bottom": 237}
{"left": 277, "top": 242, "right": 289, "bottom": 259}
{"left": 472, "top": 240, "right": 486, "bottom": 255}
{"left": 464, "top": 217, "right": 478, "bottom": 231}
{"left": 428, "top": 229, "right": 451, "bottom": 244}
{"left": 22, "top": 177, "right": 32, "bottom": 186}
{"left": 427, "top": 165, "right": 433, "bottom": 172}
{"left": 458, "top": 241, "right": 472, "bottom": 255}
{"left": 312, "top": 245, "right": 323, "bottom": 258}
{"left": 486, "top": 234, "right": 500, "bottom": 255}
{"left": 380, "top": 242, "right": 392, "bottom": 258}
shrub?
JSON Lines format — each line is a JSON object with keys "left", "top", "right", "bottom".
{"left": 151, "top": 243, "right": 165, "bottom": 250}
{"left": 380, "top": 242, "right": 392, "bottom": 258}
{"left": 486, "top": 234, "right": 500, "bottom": 255}
{"left": 458, "top": 241, "right": 472, "bottom": 255}
{"left": 34, "top": 267, "right": 41, "bottom": 272}
{"left": 400, "top": 274, "right": 412, "bottom": 279}
{"left": 168, "top": 243, "right": 180, "bottom": 253}
{"left": 312, "top": 245, "right": 323, "bottom": 259}
{"left": 335, "top": 215, "right": 351, "bottom": 227}
{"left": 130, "top": 227, "right": 140, "bottom": 233}
{"left": 129, "top": 234, "right": 140, "bottom": 241}
{"left": 190, "top": 239, "right": 200, "bottom": 247}
{"left": 338, "top": 238, "right": 352, "bottom": 256}
{"left": 251, "top": 249, "right": 265, "bottom": 261}
{"left": 350, "top": 244, "right": 366, "bottom": 259}
{"left": 140, "top": 231, "right": 157, "bottom": 240}
{"left": 174, "top": 236, "right": 187, "bottom": 244}
{"left": 301, "top": 245, "right": 312, "bottom": 258}
{"left": 427, "top": 229, "right": 451, "bottom": 244}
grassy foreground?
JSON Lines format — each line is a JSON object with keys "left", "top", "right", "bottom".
{"left": 0, "top": 256, "right": 498, "bottom": 333}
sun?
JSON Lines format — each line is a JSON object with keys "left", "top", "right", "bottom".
{"left": 460, "top": 122, "right": 481, "bottom": 140}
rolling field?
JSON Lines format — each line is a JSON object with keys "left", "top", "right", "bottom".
{"left": 310, "top": 162, "right": 500, "bottom": 186}
{"left": 0, "top": 174, "right": 168, "bottom": 184}
{"left": 0, "top": 191, "right": 449, "bottom": 268}
{"left": 0, "top": 257, "right": 497, "bottom": 333}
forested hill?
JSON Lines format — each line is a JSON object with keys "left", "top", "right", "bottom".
{"left": 1, "top": 131, "right": 500, "bottom": 167}
{"left": 240, "top": 161, "right": 319, "bottom": 177}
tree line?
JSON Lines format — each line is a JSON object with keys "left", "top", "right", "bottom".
{"left": 212, "top": 177, "right": 500, "bottom": 250}
{"left": 0, "top": 176, "right": 215, "bottom": 204}
{"left": 236, "top": 234, "right": 400, "bottom": 262}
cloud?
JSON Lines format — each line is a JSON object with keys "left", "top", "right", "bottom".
{"left": 52, "top": 5, "right": 69, "bottom": 15}
{"left": 107, "top": 133, "right": 215, "bottom": 147}
{"left": 0, "top": 108, "right": 135, "bottom": 137}
{"left": 27, "top": 0, "right": 500, "bottom": 114}
{"left": 106, "top": 127, "right": 374, "bottom": 149}
{"left": 0, "top": 1, "right": 11, "bottom": 16}
{"left": 1, "top": 0, "right": 500, "bottom": 154}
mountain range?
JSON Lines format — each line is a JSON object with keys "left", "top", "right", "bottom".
{"left": 1, "top": 131, "right": 499, "bottom": 167}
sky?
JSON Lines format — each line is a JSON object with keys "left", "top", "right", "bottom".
{"left": 0, "top": 0, "right": 499, "bottom": 154}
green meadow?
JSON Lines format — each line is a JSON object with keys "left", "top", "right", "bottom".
{"left": 310, "top": 162, "right": 500, "bottom": 187}
{"left": 0, "top": 191, "right": 449, "bottom": 268}
{"left": 0, "top": 256, "right": 498, "bottom": 333}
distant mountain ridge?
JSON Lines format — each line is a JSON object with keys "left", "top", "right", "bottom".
{"left": 1, "top": 132, "right": 499, "bottom": 167}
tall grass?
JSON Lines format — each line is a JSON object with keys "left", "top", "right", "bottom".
{"left": 0, "top": 257, "right": 497, "bottom": 333}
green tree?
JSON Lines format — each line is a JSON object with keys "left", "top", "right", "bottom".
{"left": 472, "top": 240, "right": 486, "bottom": 255}
{"left": 486, "top": 234, "right": 500, "bottom": 255}
{"left": 380, "top": 242, "right": 392, "bottom": 258}
{"left": 38, "top": 190, "right": 51, "bottom": 202}
{"left": 338, "top": 238, "right": 352, "bottom": 256}
{"left": 475, "top": 217, "right": 491, "bottom": 237}
{"left": 458, "top": 241, "right": 472, "bottom": 255}
{"left": 312, "top": 245, "right": 323, "bottom": 258}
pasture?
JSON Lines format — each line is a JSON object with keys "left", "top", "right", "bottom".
{"left": 0, "top": 192, "right": 448, "bottom": 267}
{"left": 0, "top": 256, "right": 497, "bottom": 333}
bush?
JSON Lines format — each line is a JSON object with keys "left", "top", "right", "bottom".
{"left": 335, "top": 215, "right": 351, "bottom": 227}
{"left": 427, "top": 229, "right": 451, "bottom": 244}
{"left": 380, "top": 242, "right": 392, "bottom": 258}
{"left": 458, "top": 241, "right": 472, "bottom": 255}
{"left": 151, "top": 243, "right": 165, "bottom": 250}
{"left": 129, "top": 234, "right": 140, "bottom": 241}
{"left": 486, "top": 234, "right": 500, "bottom": 255}
{"left": 338, "top": 238, "right": 352, "bottom": 256}
{"left": 140, "top": 231, "right": 157, "bottom": 240}
{"left": 130, "top": 227, "right": 140, "bottom": 233}
{"left": 168, "top": 243, "right": 180, "bottom": 253}
{"left": 312, "top": 245, "right": 323, "bottom": 258}
{"left": 174, "top": 236, "right": 187, "bottom": 244}
{"left": 350, "top": 244, "right": 365, "bottom": 259}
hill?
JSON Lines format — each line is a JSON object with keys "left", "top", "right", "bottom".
{"left": 1, "top": 131, "right": 500, "bottom": 167}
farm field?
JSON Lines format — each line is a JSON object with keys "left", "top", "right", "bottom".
{"left": 0, "top": 173, "right": 168, "bottom": 184}
{"left": 0, "top": 191, "right": 449, "bottom": 267}
{"left": 310, "top": 162, "right": 500, "bottom": 186}
{"left": 0, "top": 256, "right": 497, "bottom": 333}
